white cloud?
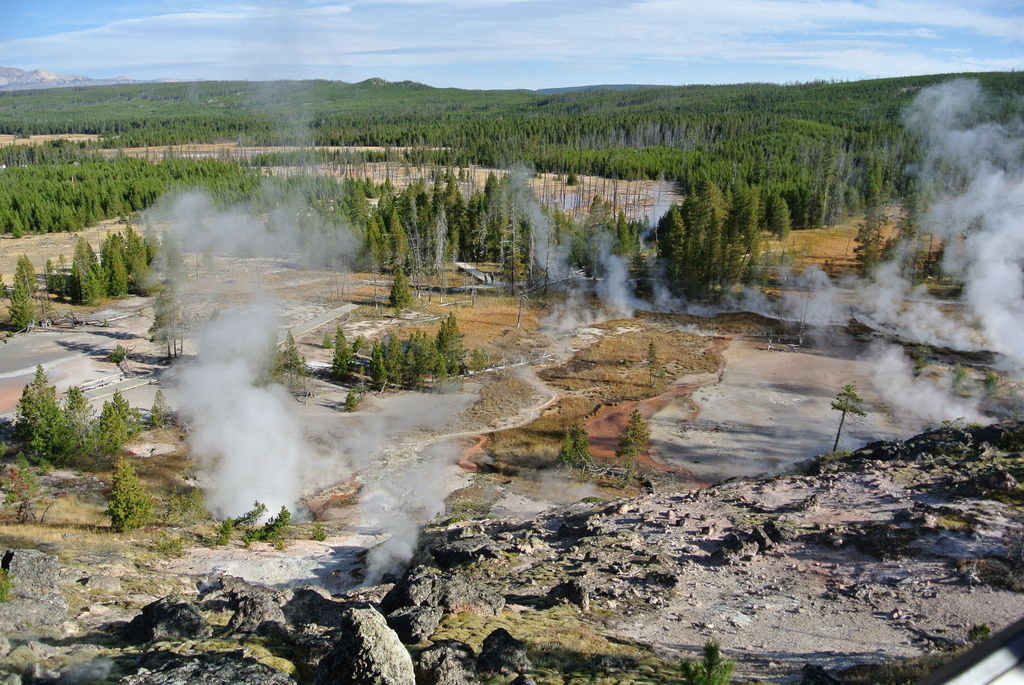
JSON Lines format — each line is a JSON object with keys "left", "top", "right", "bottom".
{"left": 0, "top": 0, "right": 1021, "bottom": 85}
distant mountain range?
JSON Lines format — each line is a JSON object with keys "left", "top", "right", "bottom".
{"left": 0, "top": 66, "right": 666, "bottom": 94}
{"left": 0, "top": 66, "right": 180, "bottom": 91}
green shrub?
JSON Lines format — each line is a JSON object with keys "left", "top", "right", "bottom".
{"left": 152, "top": 532, "right": 185, "bottom": 557}
{"left": 968, "top": 623, "right": 992, "bottom": 642}
{"left": 212, "top": 519, "right": 235, "bottom": 546}
{"left": 242, "top": 506, "right": 292, "bottom": 548}
{"left": 0, "top": 570, "right": 11, "bottom": 602}
{"left": 679, "top": 641, "right": 733, "bottom": 685}
{"left": 311, "top": 522, "right": 327, "bottom": 542}
{"left": 164, "top": 488, "right": 207, "bottom": 525}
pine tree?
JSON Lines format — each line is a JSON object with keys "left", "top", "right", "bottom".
{"left": 831, "top": 383, "right": 867, "bottom": 451}
{"left": 434, "top": 313, "right": 465, "bottom": 376}
{"left": 344, "top": 388, "right": 362, "bottom": 412}
{"left": 94, "top": 390, "right": 142, "bottom": 457}
{"left": 616, "top": 409, "right": 651, "bottom": 481}
{"left": 150, "top": 280, "right": 184, "bottom": 359}
{"left": 331, "top": 326, "right": 353, "bottom": 380}
{"left": 679, "top": 641, "right": 734, "bottom": 685}
{"left": 105, "top": 242, "right": 129, "bottom": 297}
{"left": 385, "top": 334, "right": 405, "bottom": 385}
{"left": 558, "top": 421, "right": 592, "bottom": 469}
{"left": 61, "top": 386, "right": 94, "bottom": 462}
{"left": 767, "top": 194, "right": 792, "bottom": 240}
{"left": 8, "top": 255, "right": 36, "bottom": 329}
{"left": 14, "top": 366, "right": 65, "bottom": 464}
{"left": 106, "top": 458, "right": 154, "bottom": 533}
{"left": 274, "top": 332, "right": 307, "bottom": 380}
{"left": 149, "top": 389, "right": 171, "bottom": 428}
{"left": 369, "top": 341, "right": 388, "bottom": 391}
{"left": 389, "top": 269, "right": 413, "bottom": 313}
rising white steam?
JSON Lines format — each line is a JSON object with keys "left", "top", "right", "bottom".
{"left": 177, "top": 306, "right": 311, "bottom": 519}
{"left": 867, "top": 343, "right": 987, "bottom": 429}
{"left": 863, "top": 79, "right": 1024, "bottom": 365}
{"left": 362, "top": 443, "right": 460, "bottom": 584}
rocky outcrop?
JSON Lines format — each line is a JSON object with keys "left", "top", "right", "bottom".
{"left": 315, "top": 607, "right": 415, "bottom": 685}
{"left": 430, "top": 536, "right": 503, "bottom": 569}
{"left": 124, "top": 598, "right": 212, "bottom": 643}
{"left": 386, "top": 606, "right": 443, "bottom": 644}
{"left": 381, "top": 565, "right": 504, "bottom": 617}
{"left": 225, "top": 592, "right": 287, "bottom": 636}
{"left": 118, "top": 652, "right": 293, "bottom": 684}
{"left": 477, "top": 628, "right": 531, "bottom": 675}
{"left": 415, "top": 639, "right": 477, "bottom": 685}
{"left": 0, "top": 549, "right": 69, "bottom": 633}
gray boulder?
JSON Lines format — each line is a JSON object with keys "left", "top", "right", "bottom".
{"left": 0, "top": 549, "right": 69, "bottom": 633}
{"left": 380, "top": 566, "right": 503, "bottom": 617}
{"left": 431, "top": 537, "right": 502, "bottom": 569}
{"left": 315, "top": 607, "right": 415, "bottom": 684}
{"left": 380, "top": 566, "right": 442, "bottom": 613}
{"left": 283, "top": 586, "right": 344, "bottom": 629}
{"left": 546, "top": 579, "right": 590, "bottom": 611}
{"left": 386, "top": 606, "right": 443, "bottom": 644}
{"left": 124, "top": 598, "right": 212, "bottom": 643}
{"left": 476, "top": 628, "right": 531, "bottom": 675}
{"left": 2, "top": 549, "right": 62, "bottom": 593}
{"left": 416, "top": 640, "right": 477, "bottom": 685}
{"left": 436, "top": 575, "right": 504, "bottom": 616}
{"left": 226, "top": 593, "right": 287, "bottom": 636}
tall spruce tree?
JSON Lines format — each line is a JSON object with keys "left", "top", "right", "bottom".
{"left": 331, "top": 326, "right": 353, "bottom": 380}
{"left": 106, "top": 458, "right": 154, "bottom": 533}
{"left": 8, "top": 255, "right": 36, "bottom": 329}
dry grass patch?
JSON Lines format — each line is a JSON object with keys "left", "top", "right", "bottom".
{"left": 433, "top": 606, "right": 680, "bottom": 683}
{"left": 489, "top": 395, "right": 597, "bottom": 461}
{"left": 541, "top": 322, "right": 714, "bottom": 404}
{"left": 459, "top": 372, "right": 542, "bottom": 429}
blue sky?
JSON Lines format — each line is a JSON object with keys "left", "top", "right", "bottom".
{"left": 1, "top": 0, "right": 1021, "bottom": 89}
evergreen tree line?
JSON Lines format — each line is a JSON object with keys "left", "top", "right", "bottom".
{"left": 14, "top": 366, "right": 143, "bottom": 468}
{"left": 7, "top": 226, "right": 158, "bottom": 328}
{"left": 0, "top": 157, "right": 258, "bottom": 235}
{"left": 3, "top": 73, "right": 1021, "bottom": 232}
{"left": 367, "top": 313, "right": 466, "bottom": 390}
{"left": 655, "top": 180, "right": 776, "bottom": 298}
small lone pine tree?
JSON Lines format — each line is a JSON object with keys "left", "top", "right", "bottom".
{"left": 332, "top": 326, "right": 353, "bottom": 380}
{"left": 106, "top": 458, "right": 154, "bottom": 533}
{"left": 344, "top": 388, "right": 362, "bottom": 412}
{"left": 8, "top": 255, "right": 36, "bottom": 330}
{"left": 559, "top": 421, "right": 592, "bottom": 470}
{"left": 616, "top": 409, "right": 651, "bottom": 481}
{"left": 149, "top": 389, "right": 171, "bottom": 428}
{"left": 647, "top": 340, "right": 660, "bottom": 387}
{"left": 831, "top": 383, "right": 866, "bottom": 451}
{"left": 679, "top": 641, "right": 734, "bottom": 685}
{"left": 389, "top": 269, "right": 413, "bottom": 313}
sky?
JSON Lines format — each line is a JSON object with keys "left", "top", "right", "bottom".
{"left": 0, "top": 0, "right": 1021, "bottom": 89}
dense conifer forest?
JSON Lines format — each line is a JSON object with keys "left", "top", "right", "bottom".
{"left": 2, "top": 72, "right": 1023, "bottom": 300}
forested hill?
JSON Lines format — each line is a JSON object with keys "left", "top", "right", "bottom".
{"left": 4, "top": 72, "right": 1022, "bottom": 151}
{"left": 2, "top": 72, "right": 1022, "bottom": 234}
